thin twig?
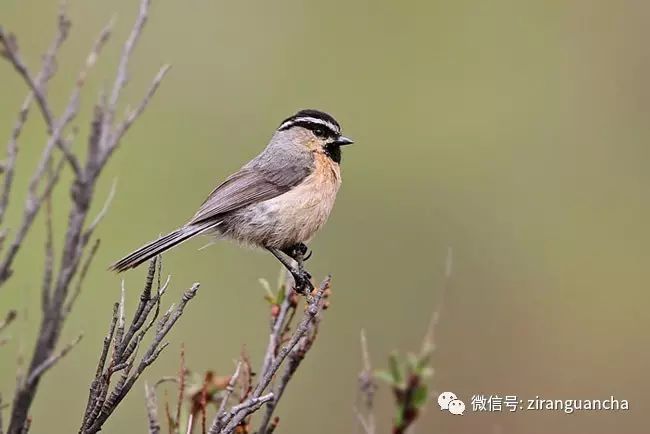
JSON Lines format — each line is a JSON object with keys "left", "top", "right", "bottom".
{"left": 176, "top": 345, "right": 186, "bottom": 427}
{"left": 423, "top": 246, "right": 453, "bottom": 350}
{"left": 63, "top": 238, "right": 101, "bottom": 317}
{"left": 24, "top": 334, "right": 83, "bottom": 387}
{"left": 100, "top": 0, "right": 152, "bottom": 153}
{"left": 101, "top": 64, "right": 170, "bottom": 165}
{"left": 216, "top": 394, "right": 274, "bottom": 434}
{"left": 0, "top": 7, "right": 70, "bottom": 227}
{"left": 220, "top": 277, "right": 331, "bottom": 434}
{"left": 41, "top": 178, "right": 55, "bottom": 308}
{"left": 217, "top": 361, "right": 242, "bottom": 418}
{"left": 0, "top": 7, "right": 70, "bottom": 134}
{"left": 259, "top": 281, "right": 295, "bottom": 380}
{"left": 81, "top": 303, "right": 118, "bottom": 425}
{"left": 0, "top": 152, "right": 65, "bottom": 285}
{"left": 255, "top": 277, "right": 328, "bottom": 434}
{"left": 207, "top": 361, "right": 242, "bottom": 434}
{"left": 145, "top": 382, "right": 161, "bottom": 434}
{"left": 354, "top": 409, "right": 374, "bottom": 434}
{"left": 82, "top": 179, "right": 117, "bottom": 243}
{"left": 81, "top": 277, "right": 200, "bottom": 434}
{"left": 153, "top": 377, "right": 178, "bottom": 389}
{"left": 0, "top": 9, "right": 112, "bottom": 179}
{"left": 355, "top": 329, "right": 376, "bottom": 434}
{"left": 0, "top": 82, "right": 78, "bottom": 285}
{"left": 0, "top": 310, "right": 17, "bottom": 334}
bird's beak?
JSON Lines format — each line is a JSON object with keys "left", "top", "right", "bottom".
{"left": 335, "top": 136, "right": 354, "bottom": 146}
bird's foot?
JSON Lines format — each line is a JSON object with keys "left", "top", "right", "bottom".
{"left": 291, "top": 269, "right": 314, "bottom": 295}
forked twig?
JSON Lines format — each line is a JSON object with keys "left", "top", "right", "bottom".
{"left": 80, "top": 259, "right": 200, "bottom": 434}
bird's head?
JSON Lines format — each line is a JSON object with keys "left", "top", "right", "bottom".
{"left": 273, "top": 109, "right": 353, "bottom": 164}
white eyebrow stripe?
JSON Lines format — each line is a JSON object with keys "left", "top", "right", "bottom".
{"left": 279, "top": 117, "right": 340, "bottom": 134}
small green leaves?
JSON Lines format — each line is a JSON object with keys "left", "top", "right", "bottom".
{"left": 420, "top": 366, "right": 434, "bottom": 379}
{"left": 374, "top": 369, "right": 395, "bottom": 385}
{"left": 259, "top": 278, "right": 274, "bottom": 303}
{"left": 388, "top": 351, "right": 403, "bottom": 385}
{"left": 413, "top": 384, "right": 428, "bottom": 407}
{"left": 260, "top": 277, "right": 286, "bottom": 308}
{"left": 377, "top": 343, "right": 434, "bottom": 434}
{"left": 416, "top": 347, "right": 432, "bottom": 374}
{"left": 276, "top": 285, "right": 286, "bottom": 306}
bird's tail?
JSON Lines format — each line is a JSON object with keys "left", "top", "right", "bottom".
{"left": 110, "top": 222, "right": 218, "bottom": 273}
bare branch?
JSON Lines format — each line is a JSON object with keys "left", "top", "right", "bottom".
{"left": 81, "top": 303, "right": 118, "bottom": 426}
{"left": 355, "top": 329, "right": 376, "bottom": 434}
{"left": 423, "top": 246, "right": 453, "bottom": 350}
{"left": 41, "top": 180, "right": 55, "bottom": 308}
{"left": 217, "top": 393, "right": 274, "bottom": 434}
{"left": 0, "top": 154, "right": 65, "bottom": 285}
{"left": 0, "top": 5, "right": 112, "bottom": 178}
{"left": 258, "top": 274, "right": 296, "bottom": 380}
{"left": 81, "top": 259, "right": 200, "bottom": 434}
{"left": 0, "top": 6, "right": 70, "bottom": 131}
{"left": 206, "top": 360, "right": 244, "bottom": 434}
{"left": 218, "top": 277, "right": 332, "bottom": 434}
{"left": 17, "top": 417, "right": 28, "bottom": 434}
{"left": 0, "top": 6, "right": 70, "bottom": 226}
{"left": 257, "top": 303, "right": 322, "bottom": 433}
{"left": 82, "top": 179, "right": 117, "bottom": 243}
{"left": 24, "top": 334, "right": 83, "bottom": 387}
{"left": 144, "top": 382, "right": 161, "bottom": 434}
{"left": 0, "top": 26, "right": 85, "bottom": 281}
{"left": 4, "top": 0, "right": 168, "bottom": 431}
{"left": 216, "top": 361, "right": 242, "bottom": 419}
{"left": 100, "top": 0, "right": 152, "bottom": 153}
{"left": 63, "top": 239, "right": 101, "bottom": 317}
{"left": 104, "top": 65, "right": 170, "bottom": 159}
{"left": 354, "top": 409, "right": 374, "bottom": 434}
{"left": 0, "top": 14, "right": 112, "bottom": 279}
{"left": 0, "top": 100, "right": 29, "bottom": 228}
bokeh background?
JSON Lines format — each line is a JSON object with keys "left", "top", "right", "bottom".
{"left": 1, "top": 1, "right": 648, "bottom": 433}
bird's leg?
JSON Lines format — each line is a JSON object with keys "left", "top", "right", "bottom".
{"left": 282, "top": 244, "right": 313, "bottom": 286}
{"left": 282, "top": 242, "right": 312, "bottom": 262}
{"left": 268, "top": 247, "right": 313, "bottom": 295}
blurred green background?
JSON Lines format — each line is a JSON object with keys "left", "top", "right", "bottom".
{"left": 1, "top": 0, "right": 648, "bottom": 433}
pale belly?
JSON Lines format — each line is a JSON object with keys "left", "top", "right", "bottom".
{"left": 218, "top": 156, "right": 341, "bottom": 249}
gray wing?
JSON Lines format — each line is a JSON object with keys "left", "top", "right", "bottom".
{"left": 188, "top": 160, "right": 311, "bottom": 225}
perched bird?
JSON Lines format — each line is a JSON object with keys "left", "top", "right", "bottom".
{"left": 110, "top": 109, "right": 353, "bottom": 293}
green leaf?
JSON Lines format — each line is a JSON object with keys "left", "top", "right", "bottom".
{"left": 388, "top": 352, "right": 403, "bottom": 384}
{"left": 413, "top": 384, "right": 429, "bottom": 407}
{"left": 406, "top": 353, "right": 419, "bottom": 371}
{"left": 416, "top": 347, "right": 432, "bottom": 372}
{"left": 276, "top": 267, "right": 287, "bottom": 290}
{"left": 259, "top": 278, "right": 274, "bottom": 302}
{"left": 374, "top": 369, "right": 395, "bottom": 385}
{"left": 395, "top": 406, "right": 405, "bottom": 426}
{"left": 277, "top": 285, "right": 286, "bottom": 304}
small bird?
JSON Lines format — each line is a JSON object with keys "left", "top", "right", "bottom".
{"left": 110, "top": 109, "right": 353, "bottom": 293}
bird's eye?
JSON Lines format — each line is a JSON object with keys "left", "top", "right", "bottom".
{"left": 313, "top": 128, "right": 326, "bottom": 138}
